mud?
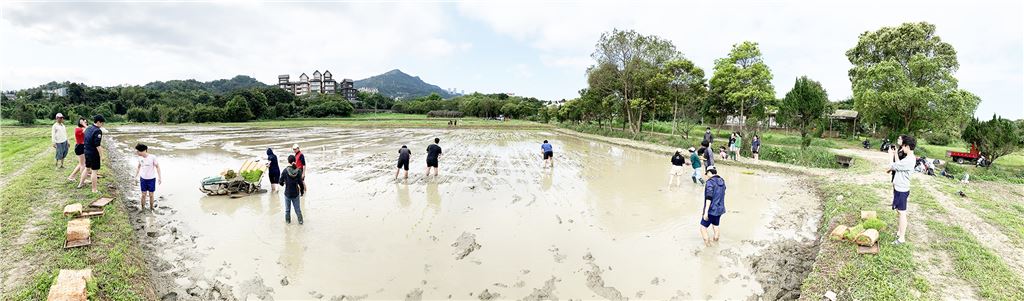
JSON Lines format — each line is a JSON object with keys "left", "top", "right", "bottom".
{"left": 106, "top": 126, "right": 822, "bottom": 300}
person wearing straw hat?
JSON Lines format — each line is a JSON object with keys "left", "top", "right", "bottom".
{"left": 668, "top": 148, "right": 686, "bottom": 187}
{"left": 51, "top": 113, "right": 70, "bottom": 169}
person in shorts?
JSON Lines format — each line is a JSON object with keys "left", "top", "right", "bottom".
{"left": 889, "top": 135, "right": 916, "bottom": 244}
{"left": 68, "top": 117, "right": 89, "bottom": 182}
{"left": 541, "top": 140, "right": 554, "bottom": 168}
{"left": 669, "top": 148, "right": 685, "bottom": 187}
{"left": 396, "top": 145, "right": 412, "bottom": 179}
{"left": 425, "top": 138, "right": 442, "bottom": 176}
{"left": 78, "top": 115, "right": 105, "bottom": 193}
{"left": 135, "top": 144, "right": 162, "bottom": 210}
{"left": 699, "top": 167, "right": 726, "bottom": 246}
{"left": 52, "top": 113, "right": 69, "bottom": 169}
{"left": 751, "top": 135, "right": 761, "bottom": 160}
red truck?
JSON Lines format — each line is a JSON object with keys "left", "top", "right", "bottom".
{"left": 947, "top": 144, "right": 982, "bottom": 164}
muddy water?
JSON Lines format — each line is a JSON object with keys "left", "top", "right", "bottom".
{"left": 110, "top": 126, "right": 816, "bottom": 300}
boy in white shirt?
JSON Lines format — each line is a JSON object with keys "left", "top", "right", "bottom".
{"left": 135, "top": 144, "right": 162, "bottom": 210}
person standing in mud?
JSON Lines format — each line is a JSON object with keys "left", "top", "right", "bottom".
{"left": 700, "top": 166, "right": 726, "bottom": 246}
{"left": 426, "top": 138, "right": 442, "bottom": 176}
{"left": 396, "top": 145, "right": 412, "bottom": 179}
{"left": 67, "top": 118, "right": 88, "bottom": 182}
{"left": 52, "top": 113, "right": 69, "bottom": 169}
{"left": 751, "top": 135, "right": 761, "bottom": 161}
{"left": 701, "top": 140, "right": 715, "bottom": 175}
{"left": 541, "top": 140, "right": 554, "bottom": 168}
{"left": 689, "top": 147, "right": 704, "bottom": 185}
{"left": 135, "top": 144, "right": 162, "bottom": 210}
{"left": 669, "top": 148, "right": 686, "bottom": 187}
{"left": 267, "top": 148, "right": 280, "bottom": 193}
{"left": 281, "top": 155, "right": 305, "bottom": 225}
{"left": 888, "top": 135, "right": 916, "bottom": 244}
{"left": 292, "top": 144, "right": 306, "bottom": 180}
{"left": 78, "top": 115, "right": 105, "bottom": 193}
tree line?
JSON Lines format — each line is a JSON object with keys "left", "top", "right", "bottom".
{"left": 392, "top": 92, "right": 547, "bottom": 120}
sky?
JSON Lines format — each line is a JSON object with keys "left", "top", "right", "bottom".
{"left": 1, "top": 0, "right": 1022, "bottom": 119}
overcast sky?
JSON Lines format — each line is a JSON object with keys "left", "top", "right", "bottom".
{"left": 2, "top": 0, "right": 1021, "bottom": 119}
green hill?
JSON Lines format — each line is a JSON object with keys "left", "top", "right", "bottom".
{"left": 143, "top": 75, "right": 267, "bottom": 94}
{"left": 354, "top": 69, "right": 452, "bottom": 99}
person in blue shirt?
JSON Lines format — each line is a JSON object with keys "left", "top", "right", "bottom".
{"left": 700, "top": 167, "right": 726, "bottom": 247}
{"left": 541, "top": 140, "right": 554, "bottom": 168}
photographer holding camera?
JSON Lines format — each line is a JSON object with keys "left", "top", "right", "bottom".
{"left": 888, "top": 135, "right": 916, "bottom": 244}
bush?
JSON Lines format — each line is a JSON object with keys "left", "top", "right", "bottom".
{"left": 126, "top": 107, "right": 148, "bottom": 122}
{"left": 192, "top": 105, "right": 226, "bottom": 123}
{"left": 926, "top": 132, "right": 953, "bottom": 146}
{"left": 759, "top": 145, "right": 839, "bottom": 168}
{"left": 426, "top": 110, "right": 463, "bottom": 118}
{"left": 300, "top": 100, "right": 353, "bottom": 117}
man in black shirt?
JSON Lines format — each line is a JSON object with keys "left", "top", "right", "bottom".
{"left": 425, "top": 138, "right": 442, "bottom": 176}
{"left": 77, "top": 115, "right": 105, "bottom": 193}
{"left": 395, "top": 145, "right": 412, "bottom": 179}
{"left": 281, "top": 155, "right": 305, "bottom": 224}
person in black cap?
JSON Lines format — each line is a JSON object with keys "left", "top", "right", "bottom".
{"left": 77, "top": 115, "right": 106, "bottom": 193}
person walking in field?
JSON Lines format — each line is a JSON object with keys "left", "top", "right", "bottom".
{"left": 266, "top": 148, "right": 280, "bottom": 193}
{"left": 751, "top": 135, "right": 761, "bottom": 161}
{"left": 281, "top": 155, "right": 305, "bottom": 225}
{"left": 701, "top": 141, "right": 715, "bottom": 175}
{"left": 135, "top": 144, "right": 162, "bottom": 210}
{"left": 689, "top": 147, "right": 704, "bottom": 185}
{"left": 732, "top": 132, "right": 743, "bottom": 160}
{"left": 77, "top": 115, "right": 105, "bottom": 193}
{"left": 889, "top": 135, "right": 916, "bottom": 244}
{"left": 395, "top": 145, "right": 412, "bottom": 179}
{"left": 541, "top": 140, "right": 554, "bottom": 168}
{"left": 292, "top": 144, "right": 306, "bottom": 175}
{"left": 703, "top": 127, "right": 713, "bottom": 145}
{"left": 67, "top": 118, "right": 88, "bottom": 182}
{"left": 700, "top": 166, "right": 726, "bottom": 246}
{"left": 668, "top": 148, "right": 686, "bottom": 187}
{"left": 52, "top": 113, "right": 69, "bottom": 169}
{"left": 426, "top": 138, "right": 442, "bottom": 176}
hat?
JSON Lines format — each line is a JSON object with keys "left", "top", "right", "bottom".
{"left": 688, "top": 147, "right": 696, "bottom": 152}
{"left": 292, "top": 144, "right": 300, "bottom": 149}
{"left": 676, "top": 148, "right": 683, "bottom": 153}
{"left": 55, "top": 113, "right": 64, "bottom": 119}
{"left": 707, "top": 166, "right": 716, "bottom": 171}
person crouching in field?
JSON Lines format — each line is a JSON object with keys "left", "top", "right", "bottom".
{"left": 135, "top": 144, "right": 162, "bottom": 210}
{"left": 426, "top": 138, "right": 442, "bottom": 176}
{"left": 267, "top": 148, "right": 280, "bottom": 193}
{"left": 669, "top": 148, "right": 686, "bottom": 187}
{"left": 700, "top": 167, "right": 726, "bottom": 246}
{"left": 396, "top": 145, "right": 412, "bottom": 179}
{"left": 52, "top": 113, "right": 69, "bottom": 169}
{"left": 689, "top": 147, "right": 704, "bottom": 185}
{"left": 541, "top": 140, "right": 554, "bottom": 168}
{"left": 281, "top": 155, "right": 305, "bottom": 225}
{"left": 888, "top": 135, "right": 916, "bottom": 244}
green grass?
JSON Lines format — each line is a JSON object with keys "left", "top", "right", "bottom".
{"left": 801, "top": 181, "right": 931, "bottom": 301}
{"left": 926, "top": 221, "right": 1024, "bottom": 300}
{"left": 1, "top": 127, "right": 151, "bottom": 300}
{"left": 935, "top": 182, "right": 1024, "bottom": 246}
{"left": 1, "top": 127, "right": 53, "bottom": 176}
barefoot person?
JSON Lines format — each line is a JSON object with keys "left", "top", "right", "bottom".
{"left": 689, "top": 147, "right": 704, "bottom": 185}
{"left": 266, "top": 148, "right": 280, "bottom": 193}
{"left": 701, "top": 141, "right": 715, "bottom": 175}
{"left": 395, "top": 145, "right": 412, "bottom": 179}
{"left": 425, "top": 138, "right": 442, "bottom": 176}
{"left": 699, "top": 167, "right": 726, "bottom": 246}
{"left": 51, "top": 113, "right": 69, "bottom": 169}
{"left": 281, "top": 155, "right": 305, "bottom": 225}
{"left": 77, "top": 115, "right": 105, "bottom": 193}
{"left": 292, "top": 144, "right": 306, "bottom": 178}
{"left": 135, "top": 144, "right": 162, "bottom": 210}
{"left": 67, "top": 118, "right": 88, "bottom": 181}
{"left": 669, "top": 148, "right": 685, "bottom": 187}
{"left": 541, "top": 140, "right": 554, "bottom": 168}
{"left": 889, "top": 135, "right": 916, "bottom": 244}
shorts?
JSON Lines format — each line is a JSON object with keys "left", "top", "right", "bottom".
{"left": 426, "top": 158, "right": 439, "bottom": 168}
{"left": 397, "top": 159, "right": 410, "bottom": 170}
{"left": 55, "top": 141, "right": 69, "bottom": 160}
{"left": 700, "top": 214, "right": 722, "bottom": 227}
{"left": 543, "top": 151, "right": 553, "bottom": 159}
{"left": 74, "top": 144, "right": 85, "bottom": 156}
{"left": 892, "top": 190, "right": 910, "bottom": 211}
{"left": 85, "top": 152, "right": 101, "bottom": 170}
{"left": 140, "top": 178, "right": 156, "bottom": 192}
{"left": 670, "top": 165, "right": 685, "bottom": 176}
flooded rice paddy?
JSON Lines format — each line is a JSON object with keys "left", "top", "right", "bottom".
{"left": 108, "top": 126, "right": 819, "bottom": 300}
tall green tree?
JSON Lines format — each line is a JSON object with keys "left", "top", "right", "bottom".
{"left": 709, "top": 41, "right": 775, "bottom": 128}
{"left": 778, "top": 76, "right": 832, "bottom": 149}
{"left": 662, "top": 59, "right": 707, "bottom": 137}
{"left": 225, "top": 95, "right": 254, "bottom": 122}
{"left": 962, "top": 115, "right": 1022, "bottom": 164}
{"left": 847, "top": 22, "right": 979, "bottom": 136}
{"left": 590, "top": 28, "right": 680, "bottom": 133}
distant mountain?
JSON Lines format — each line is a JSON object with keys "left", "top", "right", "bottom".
{"left": 354, "top": 69, "right": 451, "bottom": 99}
{"left": 144, "top": 75, "right": 268, "bottom": 94}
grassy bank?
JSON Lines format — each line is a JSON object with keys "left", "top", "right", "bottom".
{"left": 0, "top": 127, "right": 152, "bottom": 300}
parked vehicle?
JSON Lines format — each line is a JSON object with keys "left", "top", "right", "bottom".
{"left": 947, "top": 144, "right": 987, "bottom": 166}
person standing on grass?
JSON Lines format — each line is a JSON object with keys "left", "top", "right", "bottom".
{"left": 701, "top": 140, "right": 715, "bottom": 175}
{"left": 426, "top": 138, "right": 442, "bottom": 176}
{"left": 135, "top": 144, "right": 162, "bottom": 210}
{"left": 727, "top": 132, "right": 737, "bottom": 160}
{"left": 689, "top": 147, "right": 704, "bottom": 185}
{"left": 888, "top": 135, "right": 916, "bottom": 244}
{"left": 395, "top": 145, "right": 412, "bottom": 179}
{"left": 700, "top": 167, "right": 726, "bottom": 246}
{"left": 77, "top": 115, "right": 105, "bottom": 193}
{"left": 68, "top": 118, "right": 88, "bottom": 182}
{"left": 52, "top": 113, "right": 69, "bottom": 169}
{"left": 266, "top": 148, "right": 280, "bottom": 193}
{"left": 281, "top": 155, "right": 305, "bottom": 225}
{"left": 703, "top": 127, "right": 713, "bottom": 145}
{"left": 751, "top": 135, "right": 761, "bottom": 161}
{"left": 669, "top": 148, "right": 686, "bottom": 187}
{"left": 733, "top": 132, "right": 743, "bottom": 160}
{"left": 541, "top": 140, "right": 554, "bottom": 168}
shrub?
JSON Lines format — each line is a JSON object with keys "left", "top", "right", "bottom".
{"left": 126, "top": 107, "right": 148, "bottom": 122}
{"left": 926, "top": 132, "right": 953, "bottom": 146}
{"left": 300, "top": 100, "right": 353, "bottom": 117}
{"left": 759, "top": 145, "right": 839, "bottom": 168}
{"left": 426, "top": 110, "right": 463, "bottom": 118}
